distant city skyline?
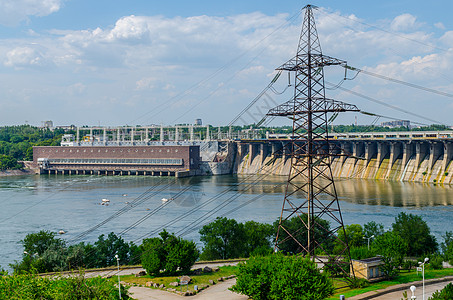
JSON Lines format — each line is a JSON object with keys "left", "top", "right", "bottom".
{"left": 0, "top": 0, "right": 452, "bottom": 127}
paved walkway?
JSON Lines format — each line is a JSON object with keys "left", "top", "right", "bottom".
{"left": 128, "top": 278, "right": 248, "bottom": 300}
{"left": 348, "top": 277, "right": 453, "bottom": 299}
{"left": 370, "top": 280, "right": 452, "bottom": 300}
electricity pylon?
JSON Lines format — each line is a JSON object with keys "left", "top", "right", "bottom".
{"left": 267, "top": 5, "right": 359, "bottom": 278}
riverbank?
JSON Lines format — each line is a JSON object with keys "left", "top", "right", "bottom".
{"left": 0, "top": 169, "right": 33, "bottom": 177}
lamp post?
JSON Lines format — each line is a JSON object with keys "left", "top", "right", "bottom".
{"left": 363, "top": 235, "right": 375, "bottom": 250}
{"left": 419, "top": 257, "right": 429, "bottom": 300}
{"left": 410, "top": 285, "right": 416, "bottom": 299}
{"left": 115, "top": 254, "right": 121, "bottom": 299}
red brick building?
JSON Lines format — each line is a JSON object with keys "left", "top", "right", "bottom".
{"left": 33, "top": 145, "right": 200, "bottom": 177}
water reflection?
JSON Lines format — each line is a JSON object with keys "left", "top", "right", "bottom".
{"left": 235, "top": 175, "right": 453, "bottom": 208}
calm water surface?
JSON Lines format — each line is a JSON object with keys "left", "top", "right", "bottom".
{"left": 1, "top": 174, "right": 453, "bottom": 270}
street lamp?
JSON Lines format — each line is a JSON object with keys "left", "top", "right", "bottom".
{"left": 115, "top": 254, "right": 121, "bottom": 299}
{"left": 363, "top": 235, "right": 375, "bottom": 250}
{"left": 419, "top": 257, "right": 429, "bottom": 300}
{"left": 410, "top": 285, "right": 416, "bottom": 299}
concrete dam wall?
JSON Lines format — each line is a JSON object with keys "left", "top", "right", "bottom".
{"left": 233, "top": 140, "right": 453, "bottom": 184}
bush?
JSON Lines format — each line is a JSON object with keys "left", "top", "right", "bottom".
{"left": 400, "top": 259, "right": 415, "bottom": 272}
{"left": 428, "top": 255, "right": 444, "bottom": 270}
{"left": 349, "top": 246, "right": 376, "bottom": 260}
{"left": 141, "top": 230, "right": 199, "bottom": 276}
{"left": 0, "top": 273, "right": 130, "bottom": 299}
{"left": 429, "top": 282, "right": 453, "bottom": 300}
{"left": 348, "top": 277, "right": 369, "bottom": 289}
{"left": 231, "top": 254, "right": 334, "bottom": 300}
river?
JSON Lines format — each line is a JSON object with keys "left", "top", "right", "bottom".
{"left": 1, "top": 174, "right": 453, "bottom": 270}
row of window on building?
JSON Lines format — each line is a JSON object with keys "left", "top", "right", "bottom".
{"left": 46, "top": 158, "right": 184, "bottom": 166}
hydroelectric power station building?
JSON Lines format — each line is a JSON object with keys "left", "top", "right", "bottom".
{"left": 32, "top": 125, "right": 219, "bottom": 177}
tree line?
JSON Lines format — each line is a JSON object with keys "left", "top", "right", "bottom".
{"left": 0, "top": 125, "right": 69, "bottom": 170}
{"left": 7, "top": 211, "right": 453, "bottom": 279}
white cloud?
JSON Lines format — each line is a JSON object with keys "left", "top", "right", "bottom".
{"left": 0, "top": 0, "right": 62, "bottom": 26}
{"left": 4, "top": 46, "right": 46, "bottom": 67}
{"left": 135, "top": 77, "right": 157, "bottom": 90}
{"left": 0, "top": 9, "right": 452, "bottom": 126}
{"left": 390, "top": 13, "right": 420, "bottom": 31}
{"left": 435, "top": 22, "right": 446, "bottom": 30}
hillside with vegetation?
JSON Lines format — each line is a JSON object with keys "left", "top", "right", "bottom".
{"left": 0, "top": 125, "right": 69, "bottom": 170}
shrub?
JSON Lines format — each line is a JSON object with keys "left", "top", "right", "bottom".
{"left": 400, "top": 259, "right": 415, "bottom": 272}
{"left": 428, "top": 255, "right": 444, "bottom": 270}
{"left": 141, "top": 230, "right": 199, "bottom": 276}
{"left": 348, "top": 277, "right": 369, "bottom": 289}
{"left": 349, "top": 245, "right": 376, "bottom": 260}
{"left": 0, "top": 273, "right": 130, "bottom": 299}
{"left": 429, "top": 282, "right": 453, "bottom": 300}
{"left": 231, "top": 254, "right": 334, "bottom": 300}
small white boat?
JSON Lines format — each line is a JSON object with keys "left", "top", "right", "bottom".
{"left": 102, "top": 198, "right": 110, "bottom": 203}
{"left": 58, "top": 230, "right": 66, "bottom": 235}
{"left": 161, "top": 198, "right": 168, "bottom": 202}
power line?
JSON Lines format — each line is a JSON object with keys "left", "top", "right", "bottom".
{"left": 328, "top": 82, "right": 444, "bottom": 125}
{"left": 346, "top": 66, "right": 453, "bottom": 100}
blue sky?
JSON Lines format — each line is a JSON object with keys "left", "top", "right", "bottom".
{"left": 1, "top": 0, "right": 453, "bottom": 127}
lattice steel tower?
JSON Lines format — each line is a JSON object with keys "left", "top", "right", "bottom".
{"left": 268, "top": 5, "right": 359, "bottom": 275}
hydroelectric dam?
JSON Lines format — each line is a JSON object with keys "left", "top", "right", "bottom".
{"left": 31, "top": 125, "right": 453, "bottom": 184}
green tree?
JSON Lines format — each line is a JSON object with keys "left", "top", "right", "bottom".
{"left": 372, "top": 231, "right": 408, "bottom": 279}
{"left": 93, "top": 232, "right": 131, "bottom": 267}
{"left": 441, "top": 231, "right": 453, "bottom": 266}
{"left": 199, "top": 217, "right": 245, "bottom": 260}
{"left": 0, "top": 154, "right": 21, "bottom": 170}
{"left": 392, "top": 212, "right": 437, "bottom": 256}
{"left": 335, "top": 224, "right": 364, "bottom": 253}
{"left": 363, "top": 221, "right": 384, "bottom": 239}
{"left": 140, "top": 237, "right": 163, "bottom": 276}
{"left": 141, "top": 230, "right": 199, "bottom": 276}
{"left": 243, "top": 220, "right": 273, "bottom": 256}
{"left": 273, "top": 215, "right": 333, "bottom": 254}
{"left": 232, "top": 254, "right": 334, "bottom": 300}
{"left": 22, "top": 230, "right": 65, "bottom": 256}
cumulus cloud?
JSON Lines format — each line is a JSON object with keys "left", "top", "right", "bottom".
{"left": 4, "top": 46, "right": 46, "bottom": 67}
{"left": 390, "top": 13, "right": 420, "bottom": 31}
{"left": 0, "top": 0, "right": 62, "bottom": 26}
{"left": 0, "top": 9, "right": 452, "bottom": 125}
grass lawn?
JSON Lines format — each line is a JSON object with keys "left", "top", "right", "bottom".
{"left": 120, "top": 265, "right": 238, "bottom": 293}
{"left": 326, "top": 268, "right": 453, "bottom": 300}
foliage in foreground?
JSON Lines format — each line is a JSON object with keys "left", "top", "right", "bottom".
{"left": 0, "top": 273, "right": 130, "bottom": 299}
{"left": 429, "top": 282, "right": 453, "bottom": 300}
{"left": 11, "top": 231, "right": 140, "bottom": 274}
{"left": 232, "top": 254, "right": 334, "bottom": 300}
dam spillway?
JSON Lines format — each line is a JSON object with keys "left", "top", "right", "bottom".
{"left": 234, "top": 131, "right": 453, "bottom": 184}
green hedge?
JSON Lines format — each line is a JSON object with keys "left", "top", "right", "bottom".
{"left": 0, "top": 274, "right": 130, "bottom": 299}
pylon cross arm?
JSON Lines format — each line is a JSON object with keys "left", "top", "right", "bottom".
{"left": 266, "top": 98, "right": 359, "bottom": 116}
{"left": 276, "top": 54, "right": 347, "bottom": 71}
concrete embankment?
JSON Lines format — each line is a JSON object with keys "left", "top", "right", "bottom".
{"left": 0, "top": 169, "right": 33, "bottom": 177}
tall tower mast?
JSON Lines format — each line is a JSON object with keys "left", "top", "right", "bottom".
{"left": 267, "top": 5, "right": 359, "bottom": 276}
